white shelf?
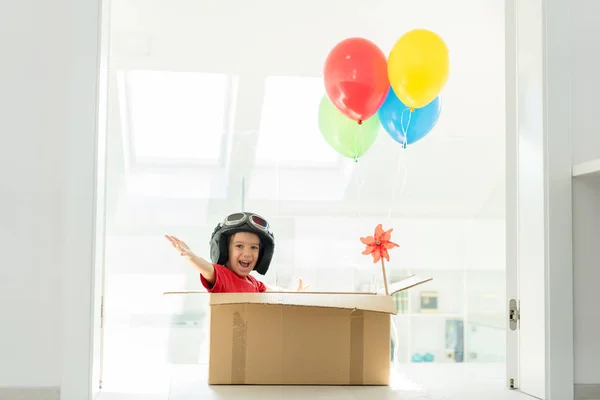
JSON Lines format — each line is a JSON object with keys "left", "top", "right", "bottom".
{"left": 573, "top": 159, "right": 600, "bottom": 177}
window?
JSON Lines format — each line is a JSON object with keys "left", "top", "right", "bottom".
{"left": 248, "top": 75, "right": 350, "bottom": 202}
{"left": 255, "top": 76, "right": 340, "bottom": 167}
{"left": 120, "top": 70, "right": 232, "bottom": 165}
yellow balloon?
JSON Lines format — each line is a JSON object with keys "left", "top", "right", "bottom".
{"left": 388, "top": 29, "right": 450, "bottom": 109}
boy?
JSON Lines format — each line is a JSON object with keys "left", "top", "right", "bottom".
{"left": 166, "top": 212, "right": 307, "bottom": 293}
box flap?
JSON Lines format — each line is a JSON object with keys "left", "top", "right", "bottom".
{"left": 162, "top": 274, "right": 432, "bottom": 313}
{"left": 208, "top": 292, "right": 397, "bottom": 314}
{"left": 378, "top": 275, "right": 432, "bottom": 296}
{"left": 163, "top": 290, "right": 379, "bottom": 295}
{"left": 163, "top": 290, "right": 209, "bottom": 295}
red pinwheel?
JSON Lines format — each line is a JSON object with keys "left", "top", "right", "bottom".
{"left": 360, "top": 224, "right": 399, "bottom": 295}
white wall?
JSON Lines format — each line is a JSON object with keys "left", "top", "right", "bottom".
{"left": 0, "top": 3, "right": 103, "bottom": 398}
{"left": 571, "top": 0, "right": 600, "bottom": 386}
{"left": 0, "top": 1, "right": 70, "bottom": 388}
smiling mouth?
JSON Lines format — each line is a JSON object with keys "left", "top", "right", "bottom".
{"left": 239, "top": 261, "right": 251, "bottom": 269}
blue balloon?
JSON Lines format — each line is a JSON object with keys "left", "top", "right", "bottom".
{"left": 378, "top": 88, "right": 442, "bottom": 146}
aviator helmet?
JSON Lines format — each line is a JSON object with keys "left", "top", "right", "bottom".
{"left": 209, "top": 212, "right": 275, "bottom": 275}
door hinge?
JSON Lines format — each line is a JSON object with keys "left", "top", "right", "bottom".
{"left": 509, "top": 377, "right": 517, "bottom": 389}
{"left": 509, "top": 299, "right": 519, "bottom": 330}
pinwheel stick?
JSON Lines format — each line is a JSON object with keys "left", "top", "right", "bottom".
{"left": 380, "top": 258, "right": 389, "bottom": 296}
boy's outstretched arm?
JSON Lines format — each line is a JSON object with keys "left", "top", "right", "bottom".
{"left": 165, "top": 235, "right": 215, "bottom": 284}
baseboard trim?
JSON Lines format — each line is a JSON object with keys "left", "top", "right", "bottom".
{"left": 575, "top": 384, "right": 600, "bottom": 400}
{"left": 0, "top": 386, "right": 60, "bottom": 400}
{"left": 0, "top": 384, "right": 597, "bottom": 400}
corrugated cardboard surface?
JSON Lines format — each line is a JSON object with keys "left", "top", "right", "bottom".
{"left": 209, "top": 292, "right": 398, "bottom": 314}
{"left": 208, "top": 300, "right": 391, "bottom": 385}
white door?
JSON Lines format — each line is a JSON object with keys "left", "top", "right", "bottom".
{"left": 506, "top": 0, "right": 574, "bottom": 399}
{"left": 511, "top": 0, "right": 547, "bottom": 397}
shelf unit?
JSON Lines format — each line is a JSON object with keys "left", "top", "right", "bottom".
{"left": 388, "top": 266, "right": 506, "bottom": 365}
{"left": 573, "top": 159, "right": 600, "bottom": 177}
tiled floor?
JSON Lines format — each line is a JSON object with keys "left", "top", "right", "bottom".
{"left": 97, "top": 363, "right": 536, "bottom": 400}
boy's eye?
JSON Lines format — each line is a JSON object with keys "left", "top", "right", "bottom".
{"left": 251, "top": 246, "right": 259, "bottom": 250}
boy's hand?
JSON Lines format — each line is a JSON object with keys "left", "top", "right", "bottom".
{"left": 165, "top": 235, "right": 215, "bottom": 284}
{"left": 296, "top": 279, "right": 310, "bottom": 292}
{"left": 165, "top": 235, "right": 193, "bottom": 257}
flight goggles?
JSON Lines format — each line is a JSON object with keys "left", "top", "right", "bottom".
{"left": 222, "top": 212, "right": 271, "bottom": 233}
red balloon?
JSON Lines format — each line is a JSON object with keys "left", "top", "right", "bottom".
{"left": 323, "top": 38, "right": 389, "bottom": 123}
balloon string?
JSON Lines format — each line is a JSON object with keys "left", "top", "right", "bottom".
{"left": 353, "top": 119, "right": 364, "bottom": 163}
{"left": 400, "top": 107, "right": 412, "bottom": 148}
{"left": 387, "top": 108, "right": 412, "bottom": 220}
{"left": 354, "top": 123, "right": 365, "bottom": 217}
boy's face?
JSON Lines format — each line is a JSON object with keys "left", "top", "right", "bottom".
{"left": 227, "top": 231, "right": 261, "bottom": 277}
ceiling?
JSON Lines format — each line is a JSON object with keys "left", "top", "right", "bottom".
{"left": 104, "top": 0, "right": 506, "bottom": 233}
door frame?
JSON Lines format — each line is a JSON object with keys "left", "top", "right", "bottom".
{"left": 505, "top": 0, "right": 574, "bottom": 398}
{"left": 60, "top": 0, "right": 574, "bottom": 399}
{"left": 60, "top": 0, "right": 110, "bottom": 399}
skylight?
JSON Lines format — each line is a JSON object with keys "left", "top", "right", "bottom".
{"left": 123, "top": 70, "right": 231, "bottom": 165}
{"left": 255, "top": 76, "right": 340, "bottom": 167}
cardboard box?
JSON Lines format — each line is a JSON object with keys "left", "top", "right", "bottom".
{"left": 165, "top": 275, "right": 431, "bottom": 385}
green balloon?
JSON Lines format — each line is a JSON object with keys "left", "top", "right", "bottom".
{"left": 317, "top": 95, "right": 380, "bottom": 160}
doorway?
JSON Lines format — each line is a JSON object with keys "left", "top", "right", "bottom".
{"left": 101, "top": 0, "right": 508, "bottom": 397}
{"left": 59, "top": 0, "right": 574, "bottom": 399}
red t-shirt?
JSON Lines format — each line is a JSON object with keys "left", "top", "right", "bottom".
{"left": 200, "top": 264, "right": 267, "bottom": 293}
